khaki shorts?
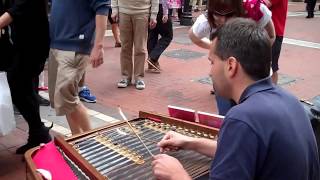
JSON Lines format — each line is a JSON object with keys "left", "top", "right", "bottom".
{"left": 48, "top": 49, "right": 89, "bottom": 116}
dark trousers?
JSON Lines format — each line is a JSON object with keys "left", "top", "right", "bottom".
{"left": 0, "top": 30, "right": 13, "bottom": 71}
{"left": 271, "top": 36, "right": 283, "bottom": 72}
{"left": 168, "top": 8, "right": 183, "bottom": 19}
{"left": 147, "top": 4, "right": 173, "bottom": 63}
{"left": 306, "top": 0, "right": 317, "bottom": 15}
{"left": 6, "top": 51, "right": 46, "bottom": 134}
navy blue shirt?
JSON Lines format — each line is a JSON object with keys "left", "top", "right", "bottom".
{"left": 210, "top": 78, "right": 319, "bottom": 180}
{"left": 50, "top": 0, "right": 110, "bottom": 54}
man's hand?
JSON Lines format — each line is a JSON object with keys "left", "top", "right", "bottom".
{"left": 90, "top": 45, "right": 104, "bottom": 68}
{"left": 158, "top": 131, "right": 193, "bottom": 153}
{"left": 152, "top": 154, "right": 191, "bottom": 180}
{"left": 111, "top": 13, "right": 118, "bottom": 23}
{"left": 149, "top": 18, "right": 157, "bottom": 29}
{"left": 162, "top": 15, "right": 168, "bottom": 23}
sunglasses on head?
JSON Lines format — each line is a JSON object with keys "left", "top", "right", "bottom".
{"left": 213, "top": 10, "right": 235, "bottom": 18}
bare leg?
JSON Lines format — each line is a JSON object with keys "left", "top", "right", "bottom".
{"left": 79, "top": 72, "right": 85, "bottom": 87}
{"left": 66, "top": 103, "right": 91, "bottom": 135}
{"left": 271, "top": 71, "right": 278, "bottom": 84}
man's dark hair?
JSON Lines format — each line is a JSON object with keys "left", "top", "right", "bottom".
{"left": 214, "top": 18, "right": 271, "bottom": 80}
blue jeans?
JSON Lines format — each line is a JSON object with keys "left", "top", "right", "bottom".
{"left": 215, "top": 95, "right": 235, "bottom": 116}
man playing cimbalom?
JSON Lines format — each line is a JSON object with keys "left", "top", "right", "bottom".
{"left": 152, "top": 18, "right": 320, "bottom": 180}
{"left": 112, "top": 0, "right": 159, "bottom": 90}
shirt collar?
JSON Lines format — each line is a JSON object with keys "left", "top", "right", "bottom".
{"left": 239, "top": 77, "right": 274, "bottom": 103}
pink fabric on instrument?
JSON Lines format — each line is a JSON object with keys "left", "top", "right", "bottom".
{"left": 32, "top": 141, "right": 77, "bottom": 180}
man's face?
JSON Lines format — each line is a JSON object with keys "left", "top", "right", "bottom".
{"left": 208, "top": 40, "right": 229, "bottom": 98}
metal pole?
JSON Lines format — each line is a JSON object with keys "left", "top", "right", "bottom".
{"left": 180, "top": 0, "right": 193, "bottom": 26}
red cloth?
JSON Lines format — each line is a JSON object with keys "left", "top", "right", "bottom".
{"left": 33, "top": 141, "right": 77, "bottom": 180}
{"left": 270, "top": 0, "right": 288, "bottom": 36}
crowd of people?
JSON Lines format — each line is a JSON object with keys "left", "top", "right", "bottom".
{"left": 1, "top": 0, "right": 319, "bottom": 179}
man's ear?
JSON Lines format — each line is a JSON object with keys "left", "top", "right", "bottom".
{"left": 226, "top": 57, "right": 238, "bottom": 78}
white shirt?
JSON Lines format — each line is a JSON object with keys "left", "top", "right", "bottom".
{"left": 192, "top": 4, "right": 272, "bottom": 39}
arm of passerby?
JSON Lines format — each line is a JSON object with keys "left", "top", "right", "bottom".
{"left": 111, "top": 0, "right": 118, "bottom": 22}
{"left": 90, "top": 0, "right": 109, "bottom": 68}
{"left": 258, "top": 4, "right": 275, "bottom": 45}
{"left": 188, "top": 14, "right": 212, "bottom": 49}
{"left": 0, "top": 13, "right": 12, "bottom": 28}
{"left": 90, "top": 14, "right": 107, "bottom": 68}
{"left": 149, "top": 0, "right": 159, "bottom": 29}
{"left": 264, "top": 20, "right": 275, "bottom": 45}
{"left": 1, "top": 0, "right": 29, "bottom": 28}
{"left": 162, "top": 0, "right": 169, "bottom": 23}
{"left": 188, "top": 28, "right": 211, "bottom": 49}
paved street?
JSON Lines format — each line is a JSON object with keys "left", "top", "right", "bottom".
{"left": 0, "top": 2, "right": 320, "bottom": 179}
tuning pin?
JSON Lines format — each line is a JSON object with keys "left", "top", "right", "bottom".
{"left": 203, "top": 133, "right": 209, "bottom": 138}
{"left": 171, "top": 126, "right": 177, "bottom": 131}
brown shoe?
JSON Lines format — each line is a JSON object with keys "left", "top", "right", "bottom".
{"left": 146, "top": 59, "right": 161, "bottom": 73}
{"left": 115, "top": 42, "right": 121, "bottom": 48}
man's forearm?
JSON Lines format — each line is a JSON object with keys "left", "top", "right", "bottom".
{"left": 186, "top": 138, "right": 217, "bottom": 158}
{"left": 0, "top": 12, "right": 13, "bottom": 29}
{"left": 94, "top": 14, "right": 107, "bottom": 48}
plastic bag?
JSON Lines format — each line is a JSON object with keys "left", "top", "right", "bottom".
{"left": 0, "top": 71, "right": 15, "bottom": 136}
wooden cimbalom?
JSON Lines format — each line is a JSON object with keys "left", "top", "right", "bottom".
{"left": 25, "top": 111, "right": 219, "bottom": 180}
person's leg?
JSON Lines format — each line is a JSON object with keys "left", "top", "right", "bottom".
{"left": 49, "top": 49, "right": 91, "bottom": 135}
{"left": 79, "top": 72, "right": 85, "bottom": 87}
{"left": 178, "top": 8, "right": 182, "bottom": 20}
{"left": 306, "top": 0, "right": 316, "bottom": 18}
{"left": 147, "top": 27, "right": 160, "bottom": 72}
{"left": 150, "top": 17, "right": 173, "bottom": 62}
{"left": 147, "top": 24, "right": 159, "bottom": 59}
{"left": 118, "top": 13, "right": 134, "bottom": 87}
{"left": 8, "top": 53, "right": 51, "bottom": 154}
{"left": 33, "top": 76, "right": 50, "bottom": 106}
{"left": 66, "top": 103, "right": 90, "bottom": 134}
{"left": 132, "top": 13, "right": 149, "bottom": 90}
{"left": 198, "top": 0, "right": 203, "bottom": 10}
{"left": 191, "top": 0, "right": 197, "bottom": 10}
{"left": 271, "top": 36, "right": 283, "bottom": 84}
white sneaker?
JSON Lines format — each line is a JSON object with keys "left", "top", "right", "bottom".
{"left": 135, "top": 79, "right": 145, "bottom": 90}
{"left": 117, "top": 79, "right": 130, "bottom": 88}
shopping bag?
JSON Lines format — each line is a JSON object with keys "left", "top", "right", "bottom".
{"left": 0, "top": 71, "right": 15, "bottom": 136}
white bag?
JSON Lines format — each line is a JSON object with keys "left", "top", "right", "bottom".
{"left": 0, "top": 72, "right": 15, "bottom": 136}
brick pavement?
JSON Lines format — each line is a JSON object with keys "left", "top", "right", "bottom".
{"left": 87, "top": 2, "right": 320, "bottom": 116}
